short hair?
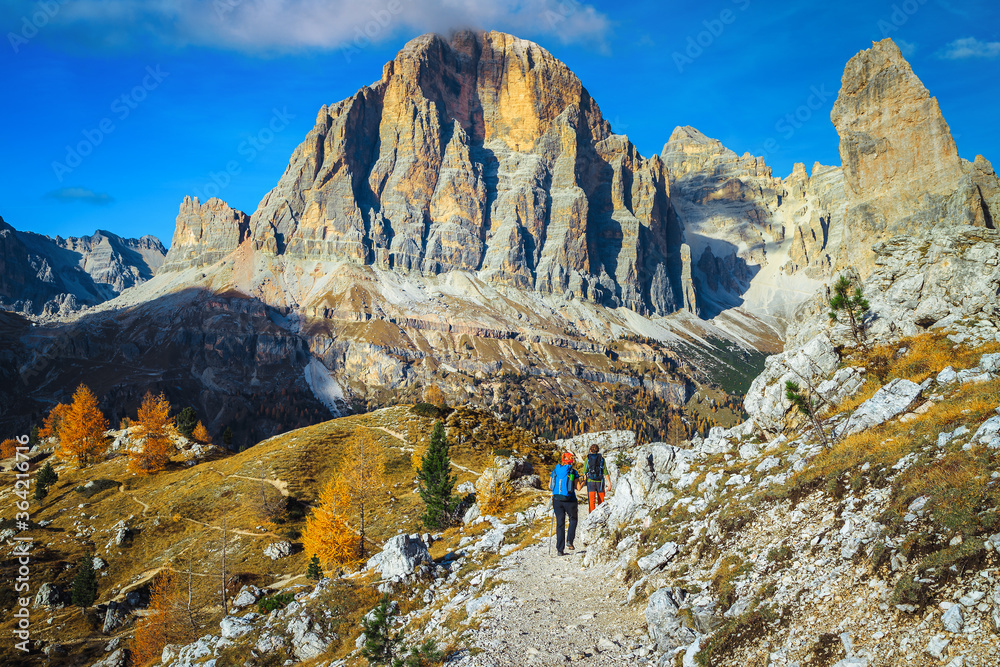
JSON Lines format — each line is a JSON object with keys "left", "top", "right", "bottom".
{"left": 589, "top": 444, "right": 600, "bottom": 453}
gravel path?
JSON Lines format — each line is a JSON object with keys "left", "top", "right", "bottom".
{"left": 454, "top": 521, "right": 650, "bottom": 666}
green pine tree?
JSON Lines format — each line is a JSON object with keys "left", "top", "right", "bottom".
{"left": 223, "top": 427, "right": 234, "bottom": 447}
{"left": 71, "top": 553, "right": 98, "bottom": 611}
{"left": 361, "top": 595, "right": 443, "bottom": 667}
{"left": 33, "top": 481, "right": 48, "bottom": 503}
{"left": 29, "top": 425, "right": 39, "bottom": 447}
{"left": 829, "top": 274, "right": 871, "bottom": 349}
{"left": 361, "top": 594, "right": 401, "bottom": 665}
{"left": 417, "top": 421, "right": 457, "bottom": 529}
{"left": 176, "top": 407, "right": 198, "bottom": 439}
{"left": 306, "top": 554, "right": 322, "bottom": 581}
{"left": 36, "top": 461, "right": 58, "bottom": 488}
{"left": 785, "top": 381, "right": 831, "bottom": 449}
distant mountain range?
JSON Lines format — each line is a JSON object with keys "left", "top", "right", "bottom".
{"left": 0, "top": 218, "right": 165, "bottom": 315}
{"left": 1, "top": 34, "right": 996, "bottom": 445}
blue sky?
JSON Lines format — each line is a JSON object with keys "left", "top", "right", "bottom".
{"left": 2, "top": 0, "right": 998, "bottom": 245}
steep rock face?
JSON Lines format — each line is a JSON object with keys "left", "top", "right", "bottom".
{"left": 159, "top": 196, "right": 250, "bottom": 272}
{"left": 245, "top": 30, "right": 682, "bottom": 315}
{"left": 831, "top": 38, "right": 999, "bottom": 273}
{"left": 0, "top": 216, "right": 166, "bottom": 315}
{"left": 661, "top": 127, "right": 844, "bottom": 323}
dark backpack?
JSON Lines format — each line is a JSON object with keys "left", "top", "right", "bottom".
{"left": 587, "top": 453, "right": 604, "bottom": 481}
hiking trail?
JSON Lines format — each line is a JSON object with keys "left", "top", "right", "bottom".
{"left": 452, "top": 510, "right": 649, "bottom": 666}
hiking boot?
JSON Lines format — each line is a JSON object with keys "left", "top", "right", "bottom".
{"left": 567, "top": 544, "right": 575, "bottom": 550}
{"left": 557, "top": 551, "right": 565, "bottom": 556}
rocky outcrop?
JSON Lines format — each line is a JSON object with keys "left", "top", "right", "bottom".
{"left": 159, "top": 196, "right": 250, "bottom": 272}
{"left": 786, "top": 226, "right": 1000, "bottom": 349}
{"left": 0, "top": 216, "right": 166, "bottom": 315}
{"left": 247, "top": 30, "right": 682, "bottom": 315}
{"left": 366, "top": 534, "right": 431, "bottom": 580}
{"left": 661, "top": 127, "right": 844, "bottom": 322}
{"left": 833, "top": 378, "right": 923, "bottom": 438}
{"left": 743, "top": 334, "right": 840, "bottom": 435}
{"left": 831, "top": 38, "right": 1000, "bottom": 274}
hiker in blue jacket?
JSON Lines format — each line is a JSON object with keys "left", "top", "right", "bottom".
{"left": 550, "top": 451, "right": 582, "bottom": 556}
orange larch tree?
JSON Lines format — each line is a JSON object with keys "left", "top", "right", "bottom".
{"left": 57, "top": 385, "right": 109, "bottom": 466}
{"left": 39, "top": 402, "right": 70, "bottom": 440}
{"left": 302, "top": 477, "right": 360, "bottom": 569}
{"left": 341, "top": 429, "right": 387, "bottom": 559}
{"left": 131, "top": 569, "right": 186, "bottom": 665}
{"left": 0, "top": 439, "right": 18, "bottom": 459}
{"left": 192, "top": 421, "right": 211, "bottom": 443}
{"left": 130, "top": 392, "right": 175, "bottom": 475}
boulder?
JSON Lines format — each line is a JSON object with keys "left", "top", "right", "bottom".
{"left": 475, "top": 456, "right": 535, "bottom": 498}
{"left": 972, "top": 415, "right": 1000, "bottom": 449}
{"left": 942, "top": 603, "right": 964, "bottom": 633}
{"left": 926, "top": 634, "right": 950, "bottom": 660}
{"left": 114, "top": 523, "right": 130, "bottom": 547}
{"left": 981, "top": 353, "right": 1000, "bottom": 374}
{"left": 366, "top": 534, "right": 431, "bottom": 579}
{"left": 90, "top": 648, "right": 127, "bottom": 667}
{"left": 264, "top": 541, "right": 293, "bottom": 560}
{"left": 833, "top": 378, "right": 923, "bottom": 438}
{"left": 744, "top": 335, "right": 840, "bottom": 435}
{"left": 637, "top": 542, "right": 679, "bottom": 573}
{"left": 33, "top": 583, "right": 64, "bottom": 608}
{"left": 644, "top": 587, "right": 697, "bottom": 653}
{"left": 817, "top": 367, "right": 866, "bottom": 405}
{"left": 102, "top": 601, "right": 129, "bottom": 634}
{"left": 220, "top": 613, "right": 258, "bottom": 639}
{"left": 286, "top": 610, "right": 335, "bottom": 660}
{"left": 232, "top": 585, "right": 262, "bottom": 610}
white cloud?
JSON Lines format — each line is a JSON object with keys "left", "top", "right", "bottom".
{"left": 12, "top": 0, "right": 610, "bottom": 54}
{"left": 939, "top": 36, "right": 1000, "bottom": 60}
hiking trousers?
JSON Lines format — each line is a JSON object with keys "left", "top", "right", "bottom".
{"left": 552, "top": 496, "right": 577, "bottom": 554}
{"left": 587, "top": 480, "right": 606, "bottom": 512}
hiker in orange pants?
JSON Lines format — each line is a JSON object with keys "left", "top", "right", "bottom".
{"left": 582, "top": 444, "right": 611, "bottom": 512}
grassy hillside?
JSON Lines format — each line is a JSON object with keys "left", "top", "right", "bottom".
{"left": 0, "top": 404, "right": 552, "bottom": 665}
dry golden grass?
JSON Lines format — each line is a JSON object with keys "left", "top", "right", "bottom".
{"left": 1, "top": 403, "right": 548, "bottom": 663}
{"left": 846, "top": 331, "right": 1000, "bottom": 385}
{"left": 822, "top": 380, "right": 878, "bottom": 418}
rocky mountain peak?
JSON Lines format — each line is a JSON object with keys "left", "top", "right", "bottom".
{"left": 831, "top": 37, "right": 999, "bottom": 272}
{"left": 238, "top": 29, "right": 682, "bottom": 315}
{"left": 160, "top": 196, "right": 250, "bottom": 273}
{"left": 0, "top": 217, "right": 167, "bottom": 315}
{"left": 832, "top": 37, "right": 964, "bottom": 205}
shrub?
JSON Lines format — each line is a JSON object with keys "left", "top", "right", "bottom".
{"left": 71, "top": 554, "right": 98, "bottom": 611}
{"left": 175, "top": 407, "right": 198, "bottom": 439}
{"left": 258, "top": 592, "right": 294, "bottom": 614}
{"left": 411, "top": 403, "right": 446, "bottom": 419}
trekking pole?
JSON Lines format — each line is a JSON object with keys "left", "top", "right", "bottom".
{"left": 548, "top": 513, "right": 554, "bottom": 557}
